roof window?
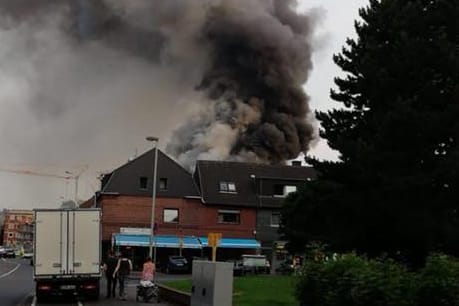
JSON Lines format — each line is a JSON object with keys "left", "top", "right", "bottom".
{"left": 219, "top": 181, "right": 237, "bottom": 193}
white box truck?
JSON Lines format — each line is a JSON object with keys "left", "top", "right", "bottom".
{"left": 241, "top": 254, "right": 270, "bottom": 274}
{"left": 33, "top": 209, "right": 101, "bottom": 301}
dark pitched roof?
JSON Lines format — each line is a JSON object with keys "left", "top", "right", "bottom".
{"left": 194, "top": 160, "right": 316, "bottom": 207}
{"left": 100, "top": 149, "right": 199, "bottom": 198}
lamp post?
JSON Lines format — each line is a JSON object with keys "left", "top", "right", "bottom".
{"left": 249, "top": 174, "right": 258, "bottom": 239}
{"left": 250, "top": 174, "right": 262, "bottom": 255}
{"left": 146, "top": 136, "right": 159, "bottom": 263}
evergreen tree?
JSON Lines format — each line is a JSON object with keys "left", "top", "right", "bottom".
{"left": 282, "top": 0, "right": 459, "bottom": 263}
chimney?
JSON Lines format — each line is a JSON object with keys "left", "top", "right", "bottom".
{"left": 291, "top": 160, "right": 302, "bottom": 167}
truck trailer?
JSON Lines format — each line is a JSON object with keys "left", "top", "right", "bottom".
{"left": 33, "top": 209, "right": 101, "bottom": 301}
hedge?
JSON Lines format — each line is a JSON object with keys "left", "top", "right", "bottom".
{"left": 297, "top": 253, "right": 459, "bottom": 306}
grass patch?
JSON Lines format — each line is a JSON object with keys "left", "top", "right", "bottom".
{"left": 163, "top": 275, "right": 298, "bottom": 306}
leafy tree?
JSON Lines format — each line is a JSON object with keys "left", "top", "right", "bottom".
{"left": 282, "top": 0, "right": 459, "bottom": 264}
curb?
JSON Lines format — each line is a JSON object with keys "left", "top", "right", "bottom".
{"left": 16, "top": 291, "right": 34, "bottom": 306}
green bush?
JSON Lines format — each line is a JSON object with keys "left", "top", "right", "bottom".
{"left": 417, "top": 254, "right": 459, "bottom": 306}
{"left": 296, "top": 253, "right": 459, "bottom": 306}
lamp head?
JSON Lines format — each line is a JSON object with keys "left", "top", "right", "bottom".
{"left": 146, "top": 136, "right": 159, "bottom": 142}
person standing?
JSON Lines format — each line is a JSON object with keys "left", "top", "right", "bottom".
{"left": 103, "top": 250, "right": 118, "bottom": 298}
{"left": 113, "top": 251, "right": 133, "bottom": 300}
{"left": 142, "top": 256, "right": 156, "bottom": 282}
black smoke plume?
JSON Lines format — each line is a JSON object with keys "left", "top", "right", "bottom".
{"left": 0, "top": 0, "right": 317, "bottom": 172}
{"left": 165, "top": 0, "right": 316, "bottom": 168}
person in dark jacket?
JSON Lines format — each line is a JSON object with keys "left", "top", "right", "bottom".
{"left": 113, "top": 251, "right": 132, "bottom": 300}
{"left": 103, "top": 250, "right": 118, "bottom": 298}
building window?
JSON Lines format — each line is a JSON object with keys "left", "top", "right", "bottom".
{"left": 274, "top": 184, "right": 297, "bottom": 197}
{"left": 163, "top": 209, "right": 179, "bottom": 223}
{"left": 139, "top": 177, "right": 148, "bottom": 190}
{"left": 271, "top": 212, "right": 281, "bottom": 227}
{"left": 274, "top": 184, "right": 284, "bottom": 196}
{"left": 218, "top": 210, "right": 240, "bottom": 224}
{"left": 219, "top": 181, "right": 237, "bottom": 193}
{"left": 7, "top": 232, "right": 13, "bottom": 238}
{"left": 284, "top": 185, "right": 297, "bottom": 195}
{"left": 159, "top": 178, "right": 168, "bottom": 191}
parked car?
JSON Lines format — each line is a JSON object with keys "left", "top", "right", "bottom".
{"left": 275, "top": 260, "right": 294, "bottom": 275}
{"left": 14, "top": 248, "right": 23, "bottom": 257}
{"left": 3, "top": 247, "right": 16, "bottom": 258}
{"left": 165, "top": 256, "right": 189, "bottom": 274}
{"left": 0, "top": 246, "right": 5, "bottom": 257}
{"left": 227, "top": 260, "right": 245, "bottom": 276}
{"left": 22, "top": 249, "right": 33, "bottom": 259}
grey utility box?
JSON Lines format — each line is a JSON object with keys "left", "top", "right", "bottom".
{"left": 191, "top": 261, "right": 233, "bottom": 306}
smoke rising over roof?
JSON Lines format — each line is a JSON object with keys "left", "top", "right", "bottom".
{"left": 0, "top": 0, "right": 317, "bottom": 186}
{"left": 163, "top": 0, "right": 317, "bottom": 169}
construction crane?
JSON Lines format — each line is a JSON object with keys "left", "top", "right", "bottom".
{"left": 64, "top": 165, "right": 88, "bottom": 205}
{"left": 0, "top": 167, "right": 71, "bottom": 180}
{"left": 0, "top": 166, "right": 87, "bottom": 204}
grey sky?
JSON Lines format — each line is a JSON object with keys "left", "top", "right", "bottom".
{"left": 0, "top": 0, "right": 368, "bottom": 209}
{"left": 298, "top": 0, "right": 368, "bottom": 161}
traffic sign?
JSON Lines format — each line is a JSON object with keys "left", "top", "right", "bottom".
{"left": 208, "top": 233, "right": 222, "bottom": 247}
{"left": 207, "top": 233, "right": 222, "bottom": 261}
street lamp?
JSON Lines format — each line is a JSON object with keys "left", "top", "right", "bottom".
{"left": 146, "top": 136, "right": 159, "bottom": 263}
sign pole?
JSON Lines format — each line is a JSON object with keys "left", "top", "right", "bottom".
{"left": 212, "top": 245, "right": 217, "bottom": 262}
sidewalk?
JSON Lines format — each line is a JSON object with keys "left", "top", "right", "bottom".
{"left": 95, "top": 273, "right": 177, "bottom": 306}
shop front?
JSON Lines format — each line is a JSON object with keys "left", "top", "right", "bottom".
{"left": 112, "top": 233, "right": 202, "bottom": 270}
{"left": 111, "top": 233, "right": 261, "bottom": 269}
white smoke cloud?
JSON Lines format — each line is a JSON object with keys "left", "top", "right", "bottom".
{"left": 0, "top": 4, "right": 202, "bottom": 208}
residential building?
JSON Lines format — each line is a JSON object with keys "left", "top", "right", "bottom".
{"left": 1, "top": 209, "right": 33, "bottom": 248}
{"left": 193, "top": 160, "right": 316, "bottom": 253}
{"left": 0, "top": 209, "right": 5, "bottom": 245}
{"left": 82, "top": 148, "right": 315, "bottom": 270}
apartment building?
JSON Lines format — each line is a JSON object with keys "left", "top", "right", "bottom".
{"left": 1, "top": 209, "right": 33, "bottom": 248}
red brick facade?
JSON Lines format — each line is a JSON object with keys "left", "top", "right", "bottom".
{"left": 100, "top": 194, "right": 256, "bottom": 241}
{"left": 2, "top": 210, "right": 33, "bottom": 247}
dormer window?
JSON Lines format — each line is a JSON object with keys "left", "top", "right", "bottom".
{"left": 219, "top": 181, "right": 237, "bottom": 193}
{"left": 284, "top": 185, "right": 297, "bottom": 194}
{"left": 139, "top": 177, "right": 148, "bottom": 190}
{"left": 274, "top": 184, "right": 297, "bottom": 197}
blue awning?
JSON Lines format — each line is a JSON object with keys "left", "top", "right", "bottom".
{"left": 113, "top": 234, "right": 201, "bottom": 249}
{"left": 199, "top": 237, "right": 261, "bottom": 249}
